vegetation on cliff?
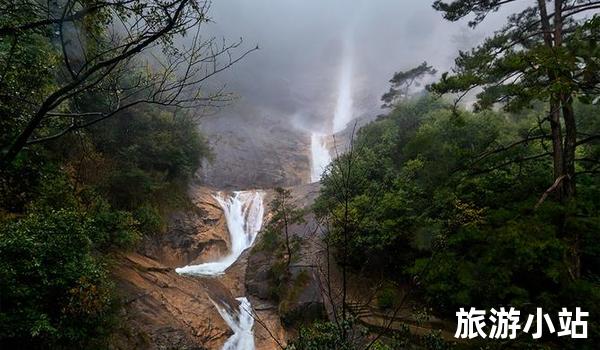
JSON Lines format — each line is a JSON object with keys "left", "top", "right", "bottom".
{"left": 313, "top": 95, "right": 599, "bottom": 348}
{"left": 0, "top": 1, "right": 220, "bottom": 347}
{"left": 308, "top": 0, "right": 600, "bottom": 347}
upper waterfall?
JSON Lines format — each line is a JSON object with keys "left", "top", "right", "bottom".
{"left": 332, "top": 38, "right": 354, "bottom": 134}
{"left": 310, "top": 133, "right": 332, "bottom": 183}
{"left": 309, "top": 35, "right": 355, "bottom": 182}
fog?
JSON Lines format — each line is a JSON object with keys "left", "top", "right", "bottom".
{"left": 200, "top": 0, "right": 521, "bottom": 130}
{"left": 195, "top": 0, "right": 524, "bottom": 188}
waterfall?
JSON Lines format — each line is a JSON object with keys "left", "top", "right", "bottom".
{"left": 309, "top": 37, "right": 354, "bottom": 182}
{"left": 310, "top": 133, "right": 332, "bottom": 182}
{"left": 176, "top": 191, "right": 265, "bottom": 276}
{"left": 332, "top": 39, "right": 354, "bottom": 134}
{"left": 215, "top": 297, "right": 255, "bottom": 350}
{"left": 176, "top": 190, "right": 264, "bottom": 350}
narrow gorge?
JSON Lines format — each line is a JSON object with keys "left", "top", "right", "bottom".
{"left": 111, "top": 31, "right": 358, "bottom": 349}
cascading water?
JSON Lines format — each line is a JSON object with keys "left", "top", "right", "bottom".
{"left": 214, "top": 297, "right": 255, "bottom": 350}
{"left": 176, "top": 190, "right": 264, "bottom": 350}
{"left": 331, "top": 38, "right": 354, "bottom": 134}
{"left": 176, "top": 191, "right": 264, "bottom": 276}
{"left": 309, "top": 36, "right": 354, "bottom": 182}
{"left": 310, "top": 133, "right": 332, "bottom": 183}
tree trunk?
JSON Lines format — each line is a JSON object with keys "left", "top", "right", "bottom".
{"left": 562, "top": 96, "right": 580, "bottom": 279}
{"left": 535, "top": 0, "right": 580, "bottom": 279}
{"left": 1, "top": 107, "right": 47, "bottom": 169}
{"left": 538, "top": 0, "right": 566, "bottom": 199}
{"left": 549, "top": 99, "right": 565, "bottom": 193}
{"left": 562, "top": 97, "right": 576, "bottom": 201}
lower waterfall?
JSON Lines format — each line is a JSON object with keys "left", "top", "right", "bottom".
{"left": 176, "top": 190, "right": 265, "bottom": 349}
{"left": 215, "top": 297, "right": 256, "bottom": 350}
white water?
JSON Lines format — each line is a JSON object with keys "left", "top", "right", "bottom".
{"left": 176, "top": 190, "right": 264, "bottom": 276}
{"left": 176, "top": 190, "right": 264, "bottom": 350}
{"left": 310, "top": 133, "right": 332, "bottom": 182}
{"left": 309, "top": 37, "right": 354, "bottom": 182}
{"left": 215, "top": 297, "right": 255, "bottom": 350}
{"left": 332, "top": 39, "right": 354, "bottom": 134}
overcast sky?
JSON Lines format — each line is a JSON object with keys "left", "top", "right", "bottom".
{"left": 200, "top": 0, "right": 522, "bottom": 131}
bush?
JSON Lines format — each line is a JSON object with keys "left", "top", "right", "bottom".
{"left": 376, "top": 285, "right": 401, "bottom": 310}
{"left": 133, "top": 205, "right": 165, "bottom": 235}
{"left": 0, "top": 210, "right": 117, "bottom": 348}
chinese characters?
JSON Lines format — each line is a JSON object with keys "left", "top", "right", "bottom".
{"left": 455, "top": 307, "right": 588, "bottom": 339}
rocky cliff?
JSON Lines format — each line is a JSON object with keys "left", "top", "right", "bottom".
{"left": 111, "top": 186, "right": 238, "bottom": 349}
{"left": 112, "top": 100, "right": 322, "bottom": 349}
{"left": 198, "top": 106, "right": 311, "bottom": 190}
{"left": 245, "top": 183, "right": 328, "bottom": 333}
{"left": 141, "top": 186, "right": 231, "bottom": 268}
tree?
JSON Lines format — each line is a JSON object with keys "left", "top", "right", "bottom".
{"left": 381, "top": 61, "right": 437, "bottom": 108}
{"left": 267, "top": 187, "right": 305, "bottom": 271}
{"left": 428, "top": 0, "right": 600, "bottom": 279}
{"left": 0, "top": 208, "right": 135, "bottom": 348}
{"left": 0, "top": 0, "right": 256, "bottom": 168}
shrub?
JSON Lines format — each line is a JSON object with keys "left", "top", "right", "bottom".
{"left": 0, "top": 210, "right": 117, "bottom": 348}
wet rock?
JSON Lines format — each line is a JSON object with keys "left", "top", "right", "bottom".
{"left": 279, "top": 266, "right": 326, "bottom": 327}
{"left": 245, "top": 250, "right": 273, "bottom": 300}
{"left": 111, "top": 253, "right": 234, "bottom": 350}
{"left": 246, "top": 183, "right": 327, "bottom": 329}
{"left": 141, "top": 186, "right": 230, "bottom": 268}
{"left": 198, "top": 109, "right": 311, "bottom": 190}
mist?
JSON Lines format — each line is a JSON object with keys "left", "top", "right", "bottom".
{"left": 201, "top": 0, "right": 520, "bottom": 130}
{"left": 196, "top": 0, "right": 524, "bottom": 189}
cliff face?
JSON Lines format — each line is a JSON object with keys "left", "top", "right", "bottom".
{"left": 112, "top": 186, "right": 238, "bottom": 349}
{"left": 112, "top": 185, "right": 289, "bottom": 350}
{"left": 141, "top": 186, "right": 231, "bottom": 268}
{"left": 111, "top": 253, "right": 234, "bottom": 350}
{"left": 112, "top": 103, "right": 320, "bottom": 349}
{"left": 245, "top": 183, "right": 327, "bottom": 332}
{"left": 198, "top": 107, "right": 311, "bottom": 190}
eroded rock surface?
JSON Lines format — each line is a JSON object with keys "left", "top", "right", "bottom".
{"left": 141, "top": 186, "right": 231, "bottom": 268}
{"left": 246, "top": 183, "right": 327, "bottom": 332}
{"left": 111, "top": 253, "right": 235, "bottom": 350}
{"left": 198, "top": 109, "right": 311, "bottom": 190}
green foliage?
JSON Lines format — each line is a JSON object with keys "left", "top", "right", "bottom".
{"left": 287, "top": 320, "right": 355, "bottom": 350}
{"left": 0, "top": 104, "right": 206, "bottom": 346}
{"left": 0, "top": 15, "right": 209, "bottom": 347}
{"left": 255, "top": 187, "right": 314, "bottom": 326}
{"left": 0, "top": 28, "right": 57, "bottom": 148}
{"left": 93, "top": 106, "right": 208, "bottom": 212}
{"left": 87, "top": 203, "right": 140, "bottom": 251}
{"left": 376, "top": 284, "right": 402, "bottom": 310}
{"left": 429, "top": 3, "right": 599, "bottom": 109}
{"left": 410, "top": 208, "right": 568, "bottom": 314}
{"left": 422, "top": 330, "right": 452, "bottom": 350}
{"left": 381, "top": 61, "right": 437, "bottom": 108}
{"left": 316, "top": 96, "right": 600, "bottom": 347}
{"left": 133, "top": 204, "right": 164, "bottom": 236}
{"left": 261, "top": 187, "right": 305, "bottom": 269}
{"left": 0, "top": 210, "right": 117, "bottom": 348}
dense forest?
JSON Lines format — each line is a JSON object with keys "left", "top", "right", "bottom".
{"left": 295, "top": 1, "right": 600, "bottom": 349}
{"left": 1, "top": 0, "right": 599, "bottom": 350}
{"left": 302, "top": 95, "right": 600, "bottom": 349}
{"left": 0, "top": 0, "right": 216, "bottom": 348}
